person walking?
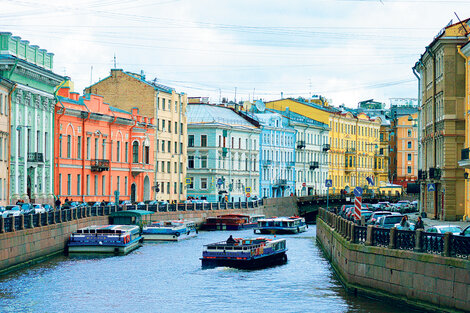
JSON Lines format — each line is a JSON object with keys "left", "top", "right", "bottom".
{"left": 55, "top": 197, "right": 61, "bottom": 210}
{"left": 399, "top": 215, "right": 410, "bottom": 230}
{"left": 415, "top": 216, "right": 424, "bottom": 230}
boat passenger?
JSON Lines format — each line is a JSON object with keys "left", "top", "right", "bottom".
{"left": 227, "top": 235, "right": 236, "bottom": 245}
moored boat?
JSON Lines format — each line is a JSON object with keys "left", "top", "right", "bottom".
{"left": 254, "top": 216, "right": 307, "bottom": 234}
{"left": 142, "top": 220, "right": 197, "bottom": 241}
{"left": 67, "top": 225, "right": 142, "bottom": 255}
{"left": 201, "top": 236, "right": 287, "bottom": 269}
{"left": 201, "top": 214, "right": 265, "bottom": 231}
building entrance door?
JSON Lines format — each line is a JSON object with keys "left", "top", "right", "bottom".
{"left": 27, "top": 175, "right": 32, "bottom": 202}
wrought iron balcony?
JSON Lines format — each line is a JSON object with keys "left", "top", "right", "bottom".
{"left": 28, "top": 152, "right": 44, "bottom": 163}
{"left": 322, "top": 144, "right": 330, "bottom": 152}
{"left": 286, "top": 161, "right": 295, "bottom": 167}
{"left": 459, "top": 148, "right": 470, "bottom": 168}
{"left": 296, "top": 140, "right": 306, "bottom": 149}
{"left": 274, "top": 179, "right": 287, "bottom": 186}
{"left": 309, "top": 161, "right": 319, "bottom": 170}
{"left": 345, "top": 148, "right": 356, "bottom": 154}
{"left": 90, "top": 159, "right": 110, "bottom": 172}
{"left": 263, "top": 160, "right": 272, "bottom": 167}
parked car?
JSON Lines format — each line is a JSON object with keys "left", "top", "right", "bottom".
{"left": 360, "top": 210, "right": 373, "bottom": 222}
{"left": 394, "top": 222, "right": 416, "bottom": 231}
{"left": 21, "top": 203, "right": 35, "bottom": 214}
{"left": 137, "top": 202, "right": 146, "bottom": 209}
{"left": 42, "top": 204, "right": 54, "bottom": 212}
{"left": 339, "top": 205, "right": 354, "bottom": 218}
{"left": 367, "top": 211, "right": 392, "bottom": 225}
{"left": 120, "top": 200, "right": 132, "bottom": 206}
{"left": 426, "top": 225, "right": 462, "bottom": 235}
{"left": 4, "top": 205, "right": 22, "bottom": 217}
{"left": 375, "top": 215, "right": 404, "bottom": 229}
{"left": 87, "top": 201, "right": 102, "bottom": 207}
{"left": 460, "top": 225, "right": 470, "bottom": 237}
{"left": 33, "top": 204, "right": 46, "bottom": 214}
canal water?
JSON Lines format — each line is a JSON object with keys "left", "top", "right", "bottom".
{"left": 0, "top": 226, "right": 415, "bottom": 313}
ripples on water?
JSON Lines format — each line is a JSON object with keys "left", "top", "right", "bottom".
{"left": 1, "top": 226, "right": 415, "bottom": 313}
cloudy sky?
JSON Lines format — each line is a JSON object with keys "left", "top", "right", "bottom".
{"left": 1, "top": 0, "right": 470, "bottom": 107}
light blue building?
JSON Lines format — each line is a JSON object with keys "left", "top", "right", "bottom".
{"left": 186, "top": 103, "right": 260, "bottom": 202}
{"left": 243, "top": 102, "right": 296, "bottom": 198}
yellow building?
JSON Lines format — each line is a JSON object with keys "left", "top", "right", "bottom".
{"left": 329, "top": 111, "right": 383, "bottom": 194}
{"left": 265, "top": 98, "right": 331, "bottom": 125}
{"left": 85, "top": 69, "right": 187, "bottom": 203}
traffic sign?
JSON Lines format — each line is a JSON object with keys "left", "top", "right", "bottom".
{"left": 354, "top": 196, "right": 362, "bottom": 220}
{"left": 246, "top": 193, "right": 251, "bottom": 197}
{"left": 325, "top": 179, "right": 332, "bottom": 188}
{"left": 366, "top": 176, "right": 375, "bottom": 186}
{"left": 185, "top": 178, "right": 192, "bottom": 184}
{"left": 353, "top": 186, "right": 363, "bottom": 197}
{"left": 217, "top": 178, "right": 224, "bottom": 186}
{"left": 427, "top": 183, "right": 436, "bottom": 192}
{"left": 302, "top": 182, "right": 306, "bottom": 187}
{"left": 245, "top": 187, "right": 251, "bottom": 193}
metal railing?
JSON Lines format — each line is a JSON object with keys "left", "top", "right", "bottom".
{"left": 317, "top": 207, "right": 470, "bottom": 259}
{"left": 28, "top": 152, "right": 44, "bottom": 163}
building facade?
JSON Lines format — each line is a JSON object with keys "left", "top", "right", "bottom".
{"left": 85, "top": 69, "right": 187, "bottom": 202}
{"left": 186, "top": 104, "right": 260, "bottom": 202}
{"left": 0, "top": 32, "right": 64, "bottom": 204}
{"left": 390, "top": 113, "right": 418, "bottom": 187}
{"left": 252, "top": 110, "right": 296, "bottom": 198}
{"left": 55, "top": 86, "right": 155, "bottom": 203}
{"left": 416, "top": 19, "right": 469, "bottom": 220}
{"left": 0, "top": 78, "right": 13, "bottom": 205}
{"left": 329, "top": 111, "right": 382, "bottom": 194}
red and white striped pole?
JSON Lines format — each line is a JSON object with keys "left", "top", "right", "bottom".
{"left": 354, "top": 196, "right": 362, "bottom": 221}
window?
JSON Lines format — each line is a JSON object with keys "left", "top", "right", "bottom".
{"left": 86, "top": 137, "right": 91, "bottom": 159}
{"left": 144, "top": 146, "right": 150, "bottom": 164}
{"left": 174, "top": 182, "right": 177, "bottom": 195}
{"left": 67, "top": 135, "right": 71, "bottom": 158}
{"left": 132, "top": 141, "right": 139, "bottom": 163}
{"left": 174, "top": 142, "right": 178, "bottom": 154}
{"left": 67, "top": 174, "right": 71, "bottom": 195}
{"left": 0, "top": 138, "right": 3, "bottom": 161}
{"left": 94, "top": 175, "right": 98, "bottom": 195}
{"left": 188, "top": 177, "right": 194, "bottom": 189}
{"left": 44, "top": 132, "right": 48, "bottom": 160}
{"left": 161, "top": 182, "right": 165, "bottom": 193}
{"left": 167, "top": 182, "right": 170, "bottom": 194}
{"left": 408, "top": 130, "right": 412, "bottom": 137}
{"left": 167, "top": 141, "right": 171, "bottom": 153}
{"left": 175, "top": 122, "right": 178, "bottom": 134}
{"left": 102, "top": 139, "right": 106, "bottom": 159}
{"left": 117, "top": 176, "right": 121, "bottom": 194}
{"left": 94, "top": 138, "right": 99, "bottom": 159}
{"left": 102, "top": 175, "right": 106, "bottom": 195}
{"left": 188, "top": 156, "right": 194, "bottom": 168}
{"left": 188, "top": 135, "right": 194, "bottom": 147}
{"left": 180, "top": 162, "right": 183, "bottom": 173}
{"left": 180, "top": 142, "right": 183, "bottom": 155}
{"left": 116, "top": 141, "right": 121, "bottom": 162}
{"left": 59, "top": 135, "right": 62, "bottom": 158}
{"left": 407, "top": 141, "right": 412, "bottom": 149}
{"left": 59, "top": 174, "right": 62, "bottom": 195}
{"left": 180, "top": 122, "right": 183, "bottom": 135}
{"left": 167, "top": 161, "right": 170, "bottom": 173}
{"left": 161, "top": 140, "right": 165, "bottom": 152}
{"left": 162, "top": 98, "right": 166, "bottom": 110}
{"left": 125, "top": 177, "right": 128, "bottom": 195}
{"left": 174, "top": 161, "right": 178, "bottom": 173}
{"left": 125, "top": 142, "right": 129, "bottom": 162}
{"left": 161, "top": 161, "right": 165, "bottom": 172}
{"left": 77, "top": 174, "right": 81, "bottom": 195}
{"left": 201, "top": 135, "right": 207, "bottom": 147}
{"left": 201, "top": 155, "right": 207, "bottom": 168}
{"left": 86, "top": 175, "right": 90, "bottom": 195}
{"left": 168, "top": 121, "right": 171, "bottom": 133}
{"left": 77, "top": 136, "right": 82, "bottom": 159}
{"left": 201, "top": 178, "right": 207, "bottom": 189}
{"left": 407, "top": 166, "right": 412, "bottom": 174}
{"left": 162, "top": 119, "right": 166, "bottom": 131}
{"left": 408, "top": 153, "right": 412, "bottom": 161}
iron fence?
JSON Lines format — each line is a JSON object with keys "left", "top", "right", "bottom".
{"left": 354, "top": 225, "right": 367, "bottom": 244}
{"left": 396, "top": 230, "right": 415, "bottom": 250}
{"left": 450, "top": 235, "right": 470, "bottom": 259}
{"left": 422, "top": 232, "right": 444, "bottom": 255}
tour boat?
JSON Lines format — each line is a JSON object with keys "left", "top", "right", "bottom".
{"left": 254, "top": 216, "right": 307, "bottom": 234}
{"left": 67, "top": 225, "right": 142, "bottom": 255}
{"left": 142, "top": 220, "right": 197, "bottom": 241}
{"left": 201, "top": 236, "right": 287, "bottom": 269}
{"left": 201, "top": 214, "right": 265, "bottom": 230}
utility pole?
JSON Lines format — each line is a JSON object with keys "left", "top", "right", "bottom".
{"left": 234, "top": 87, "right": 237, "bottom": 103}
{"left": 90, "top": 66, "right": 93, "bottom": 85}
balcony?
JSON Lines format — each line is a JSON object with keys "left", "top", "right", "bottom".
{"left": 28, "top": 152, "right": 44, "bottom": 163}
{"left": 131, "top": 163, "right": 147, "bottom": 176}
{"left": 274, "top": 179, "right": 287, "bottom": 186}
{"left": 297, "top": 141, "right": 306, "bottom": 149}
{"left": 322, "top": 144, "right": 330, "bottom": 152}
{"left": 459, "top": 148, "right": 470, "bottom": 168}
{"left": 309, "top": 161, "right": 319, "bottom": 170}
{"left": 345, "top": 148, "right": 356, "bottom": 155}
{"left": 286, "top": 161, "right": 295, "bottom": 168}
{"left": 263, "top": 160, "right": 272, "bottom": 167}
{"left": 90, "top": 159, "right": 109, "bottom": 172}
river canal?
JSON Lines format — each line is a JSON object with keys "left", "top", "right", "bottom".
{"left": 0, "top": 226, "right": 417, "bottom": 312}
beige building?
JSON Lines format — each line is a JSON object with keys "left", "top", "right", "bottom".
{"left": 415, "top": 19, "right": 469, "bottom": 220}
{"left": 85, "top": 69, "right": 187, "bottom": 202}
{"left": 0, "top": 79, "right": 12, "bottom": 205}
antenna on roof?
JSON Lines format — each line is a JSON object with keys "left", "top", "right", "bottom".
{"left": 454, "top": 12, "right": 470, "bottom": 36}
{"left": 90, "top": 66, "right": 93, "bottom": 85}
{"left": 113, "top": 53, "right": 117, "bottom": 69}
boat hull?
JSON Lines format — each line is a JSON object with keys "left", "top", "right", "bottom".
{"left": 201, "top": 251, "right": 287, "bottom": 269}
{"left": 254, "top": 225, "right": 308, "bottom": 234}
{"left": 202, "top": 223, "right": 257, "bottom": 231}
{"left": 143, "top": 232, "right": 197, "bottom": 241}
{"left": 68, "top": 240, "right": 141, "bottom": 255}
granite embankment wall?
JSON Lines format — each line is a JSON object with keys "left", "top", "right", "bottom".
{"left": 0, "top": 198, "right": 298, "bottom": 275}
{"left": 316, "top": 215, "right": 470, "bottom": 312}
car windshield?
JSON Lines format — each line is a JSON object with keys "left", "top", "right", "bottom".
{"left": 384, "top": 216, "right": 403, "bottom": 224}
{"left": 440, "top": 226, "right": 461, "bottom": 233}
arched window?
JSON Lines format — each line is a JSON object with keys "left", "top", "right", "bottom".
{"left": 132, "top": 141, "right": 139, "bottom": 163}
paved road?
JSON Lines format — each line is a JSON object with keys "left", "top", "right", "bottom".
{"left": 407, "top": 212, "right": 470, "bottom": 230}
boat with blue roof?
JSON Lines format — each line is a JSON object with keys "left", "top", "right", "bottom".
{"left": 254, "top": 216, "right": 307, "bottom": 234}
{"left": 201, "top": 236, "right": 287, "bottom": 269}
{"left": 142, "top": 220, "right": 197, "bottom": 241}
{"left": 67, "top": 225, "right": 142, "bottom": 255}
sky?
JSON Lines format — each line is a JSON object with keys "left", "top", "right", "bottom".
{"left": 1, "top": 0, "right": 470, "bottom": 107}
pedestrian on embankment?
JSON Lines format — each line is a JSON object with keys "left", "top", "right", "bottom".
{"left": 415, "top": 216, "right": 424, "bottom": 230}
